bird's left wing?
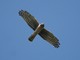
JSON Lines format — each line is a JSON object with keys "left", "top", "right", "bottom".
{"left": 19, "top": 10, "right": 39, "bottom": 30}
{"left": 39, "top": 28, "right": 60, "bottom": 48}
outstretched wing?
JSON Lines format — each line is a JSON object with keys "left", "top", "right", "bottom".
{"left": 39, "top": 28, "right": 60, "bottom": 48}
{"left": 19, "top": 10, "right": 39, "bottom": 30}
{"left": 19, "top": 10, "right": 60, "bottom": 48}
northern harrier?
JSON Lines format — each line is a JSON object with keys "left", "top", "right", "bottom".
{"left": 19, "top": 10, "right": 60, "bottom": 48}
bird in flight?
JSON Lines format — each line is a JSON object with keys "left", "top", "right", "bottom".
{"left": 19, "top": 10, "right": 60, "bottom": 48}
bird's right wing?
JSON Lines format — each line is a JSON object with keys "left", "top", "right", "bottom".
{"left": 39, "top": 28, "right": 60, "bottom": 48}
{"left": 19, "top": 10, "right": 39, "bottom": 30}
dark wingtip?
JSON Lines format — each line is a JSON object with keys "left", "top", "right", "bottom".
{"left": 18, "top": 10, "right": 30, "bottom": 16}
{"left": 53, "top": 37, "right": 60, "bottom": 48}
{"left": 54, "top": 44, "right": 59, "bottom": 48}
{"left": 53, "top": 42, "right": 60, "bottom": 48}
{"left": 18, "top": 10, "right": 24, "bottom": 16}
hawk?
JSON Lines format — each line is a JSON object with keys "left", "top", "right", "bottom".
{"left": 19, "top": 10, "right": 60, "bottom": 48}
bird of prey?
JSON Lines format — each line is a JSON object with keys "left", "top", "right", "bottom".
{"left": 19, "top": 10, "right": 60, "bottom": 48}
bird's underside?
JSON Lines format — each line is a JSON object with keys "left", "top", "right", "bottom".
{"left": 19, "top": 10, "right": 60, "bottom": 48}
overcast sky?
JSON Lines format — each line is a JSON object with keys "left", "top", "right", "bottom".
{"left": 0, "top": 0, "right": 80, "bottom": 60}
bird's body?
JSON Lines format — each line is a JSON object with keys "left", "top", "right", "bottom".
{"left": 19, "top": 10, "right": 60, "bottom": 48}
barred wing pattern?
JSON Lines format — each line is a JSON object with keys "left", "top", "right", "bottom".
{"left": 39, "top": 29, "right": 60, "bottom": 48}
{"left": 19, "top": 10, "right": 60, "bottom": 48}
{"left": 19, "top": 10, "right": 39, "bottom": 30}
